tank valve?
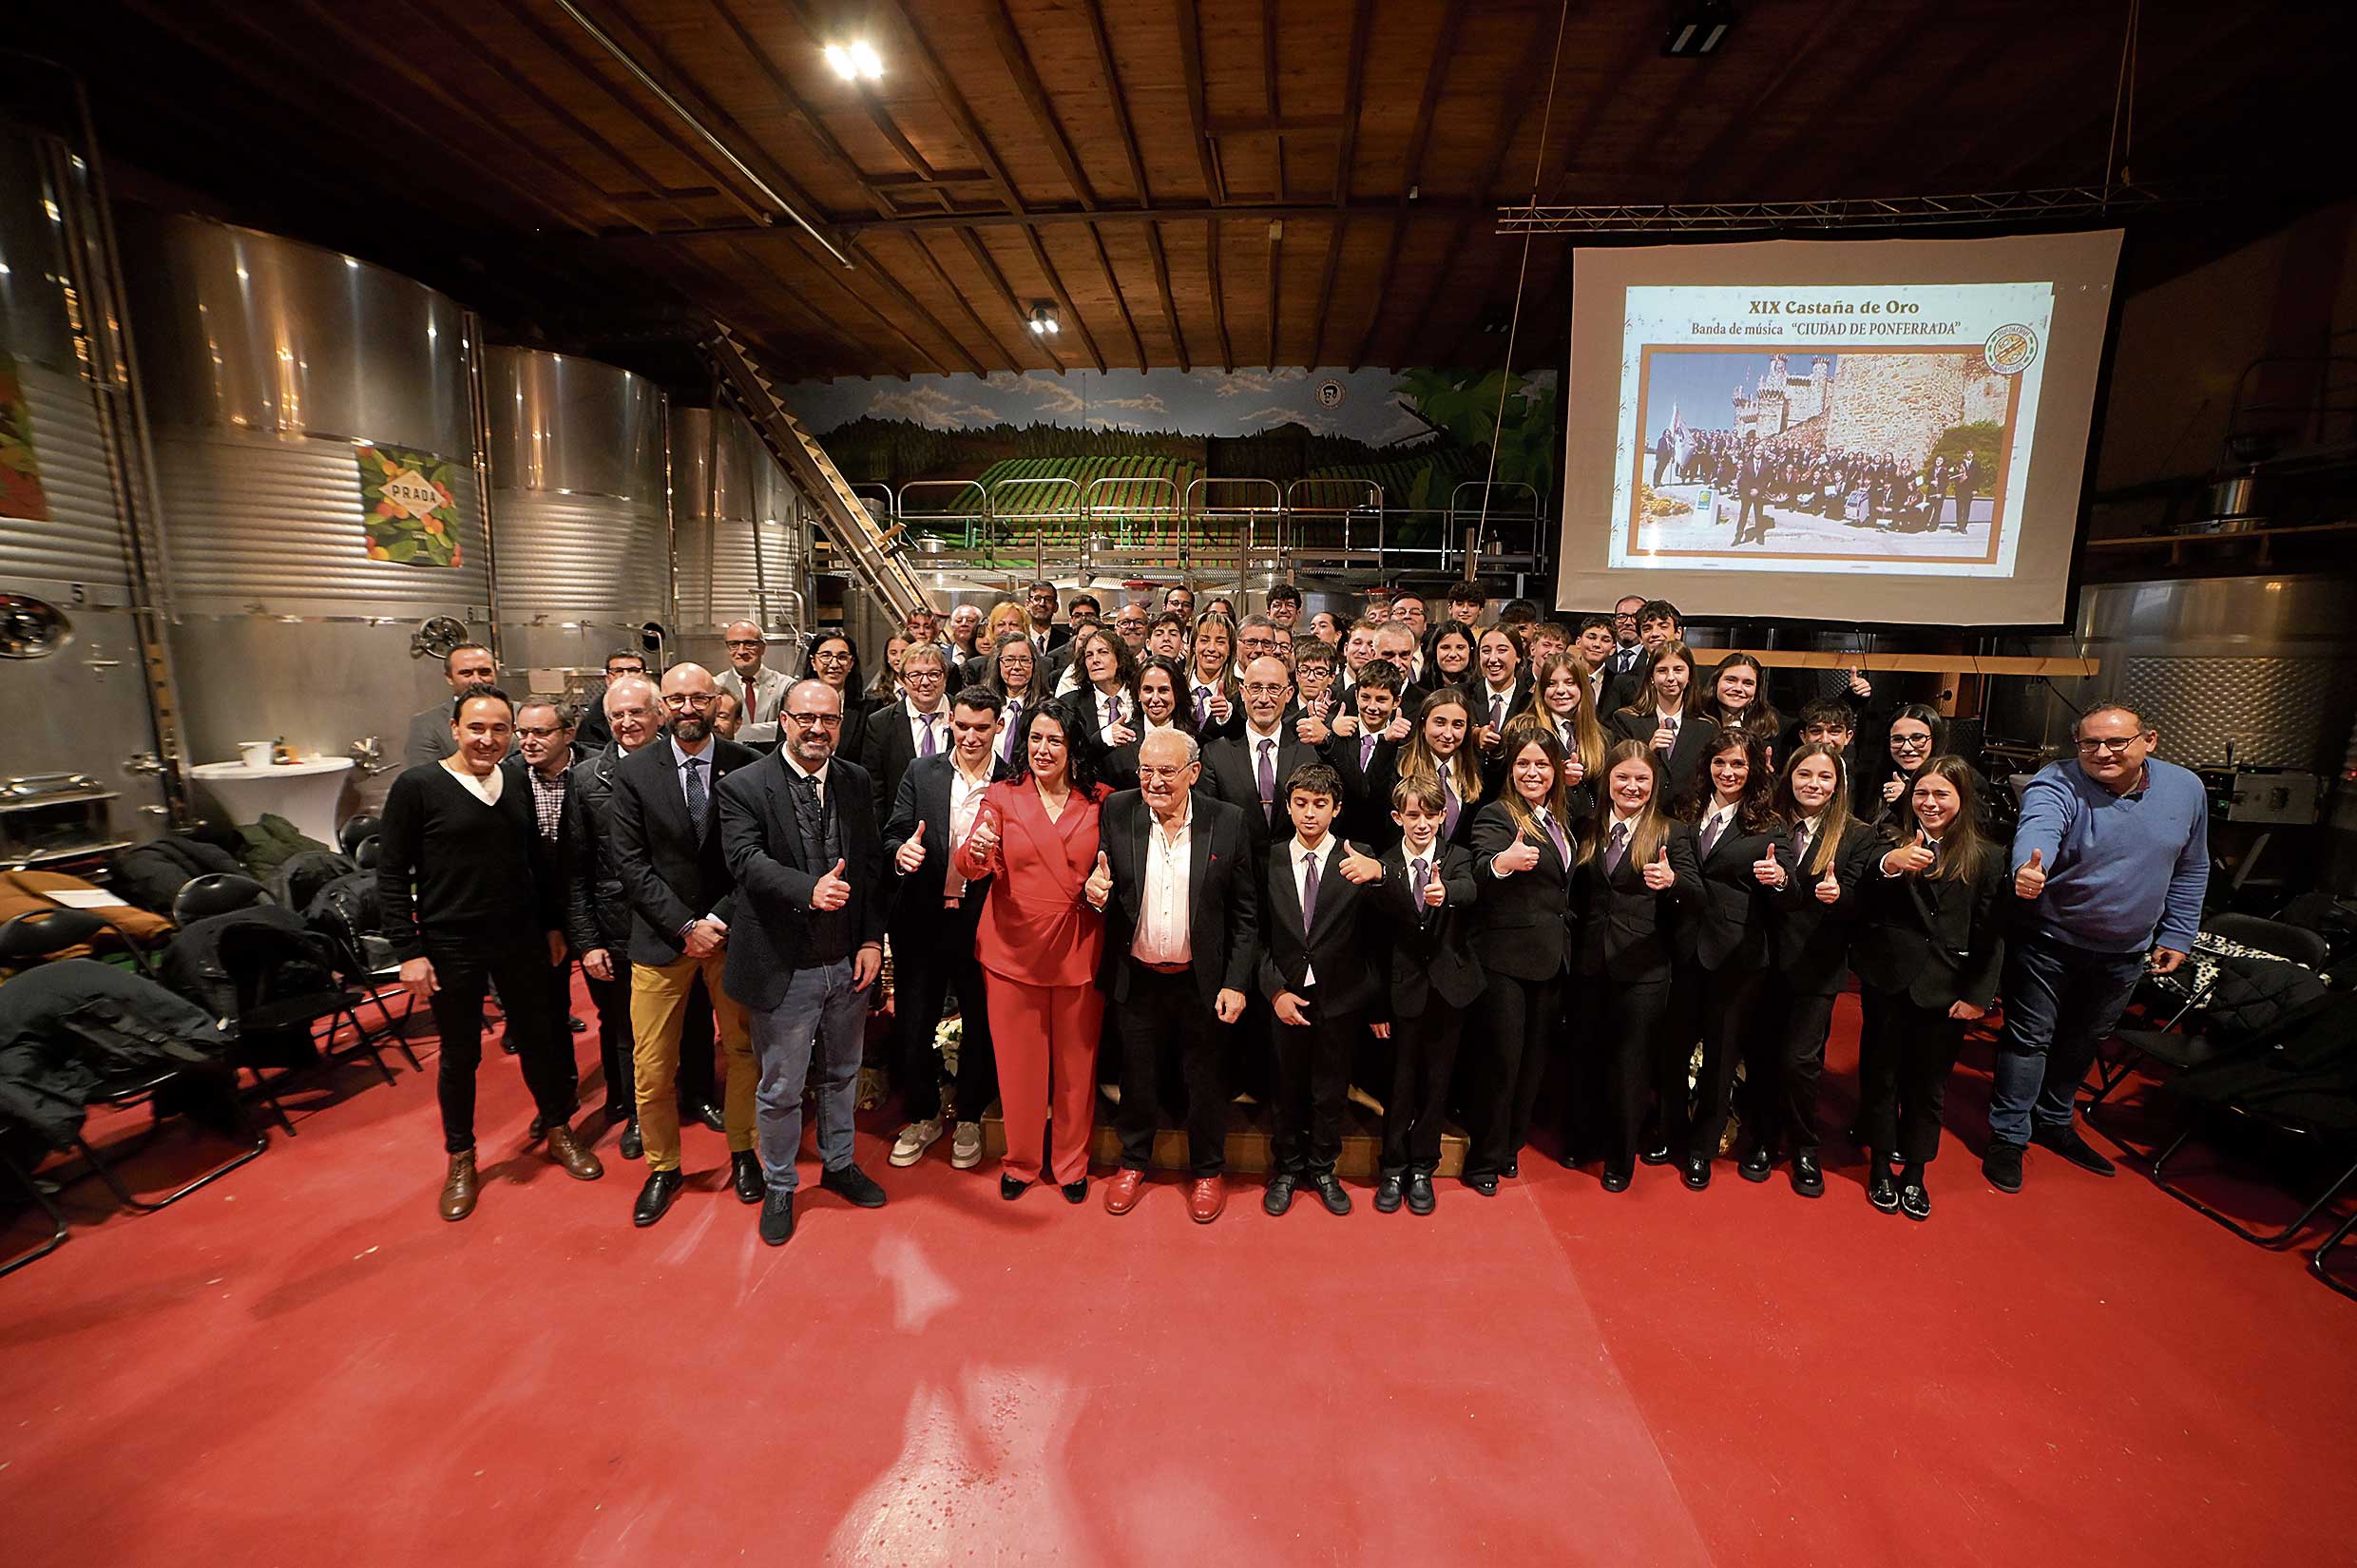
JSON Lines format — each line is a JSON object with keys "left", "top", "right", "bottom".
{"left": 349, "top": 736, "right": 388, "bottom": 775}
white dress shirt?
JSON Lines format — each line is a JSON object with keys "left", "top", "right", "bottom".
{"left": 1132, "top": 799, "right": 1194, "bottom": 965}
{"left": 944, "top": 755, "right": 993, "bottom": 900}
{"left": 904, "top": 702, "right": 948, "bottom": 756}
{"left": 1288, "top": 832, "right": 1335, "bottom": 987}
{"left": 1698, "top": 799, "right": 1736, "bottom": 855}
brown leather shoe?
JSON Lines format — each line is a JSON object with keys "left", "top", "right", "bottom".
{"left": 439, "top": 1151, "right": 479, "bottom": 1222}
{"left": 544, "top": 1122, "right": 604, "bottom": 1181}
{"left": 1103, "top": 1167, "right": 1146, "bottom": 1214}
{"left": 1187, "top": 1176, "right": 1227, "bottom": 1224}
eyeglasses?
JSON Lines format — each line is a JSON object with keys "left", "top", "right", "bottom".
{"left": 782, "top": 712, "right": 842, "bottom": 729}
{"left": 1242, "top": 681, "right": 1291, "bottom": 697}
{"left": 2077, "top": 735, "right": 2149, "bottom": 755}
{"left": 723, "top": 639, "right": 764, "bottom": 650}
{"left": 811, "top": 649, "right": 853, "bottom": 664}
{"left": 1137, "top": 765, "right": 1191, "bottom": 782}
{"left": 661, "top": 693, "right": 717, "bottom": 710}
{"left": 1890, "top": 734, "right": 1933, "bottom": 750}
{"left": 516, "top": 725, "right": 568, "bottom": 738}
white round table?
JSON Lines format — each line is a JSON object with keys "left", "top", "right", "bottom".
{"left": 186, "top": 757, "right": 355, "bottom": 846}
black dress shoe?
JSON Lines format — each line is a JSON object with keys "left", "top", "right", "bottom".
{"left": 1867, "top": 1170, "right": 1901, "bottom": 1213}
{"left": 694, "top": 1102, "right": 727, "bottom": 1134}
{"left": 1374, "top": 1175, "right": 1404, "bottom": 1213}
{"left": 757, "top": 1188, "right": 795, "bottom": 1246}
{"left": 632, "top": 1169, "right": 682, "bottom": 1228}
{"left": 731, "top": 1151, "right": 765, "bottom": 1204}
{"left": 1601, "top": 1164, "right": 1633, "bottom": 1193}
{"left": 528, "top": 1115, "right": 546, "bottom": 1139}
{"left": 1738, "top": 1146, "right": 1773, "bottom": 1183}
{"left": 1638, "top": 1143, "right": 1675, "bottom": 1166}
{"left": 569, "top": 1014, "right": 588, "bottom": 1034}
{"left": 820, "top": 1162, "right": 888, "bottom": 1208}
{"left": 1000, "top": 1175, "right": 1028, "bottom": 1201}
{"left": 1061, "top": 1177, "right": 1088, "bottom": 1204}
{"left": 1899, "top": 1178, "right": 1931, "bottom": 1220}
{"left": 1463, "top": 1173, "right": 1499, "bottom": 1197}
{"left": 1791, "top": 1151, "right": 1825, "bottom": 1198}
{"left": 619, "top": 1119, "right": 642, "bottom": 1160}
{"left": 1983, "top": 1141, "right": 2024, "bottom": 1193}
{"left": 1503, "top": 1158, "right": 1519, "bottom": 1178}
{"left": 1262, "top": 1175, "right": 1297, "bottom": 1215}
{"left": 502, "top": 1036, "right": 520, "bottom": 1055}
{"left": 1682, "top": 1156, "right": 1712, "bottom": 1191}
{"left": 1406, "top": 1172, "right": 1435, "bottom": 1215}
{"left": 2031, "top": 1122, "right": 2117, "bottom": 1176}
{"left": 1311, "top": 1174, "right": 1351, "bottom": 1215}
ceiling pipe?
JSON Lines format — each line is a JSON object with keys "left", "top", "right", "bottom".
{"left": 548, "top": 0, "right": 855, "bottom": 269}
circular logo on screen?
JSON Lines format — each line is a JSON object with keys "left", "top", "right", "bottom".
{"left": 1984, "top": 324, "right": 2039, "bottom": 375}
{"left": 1316, "top": 380, "right": 1346, "bottom": 409}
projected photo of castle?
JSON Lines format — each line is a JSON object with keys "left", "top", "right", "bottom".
{"left": 1627, "top": 348, "right": 2020, "bottom": 564}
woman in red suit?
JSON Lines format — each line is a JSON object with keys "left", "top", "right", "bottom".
{"left": 955, "top": 699, "right": 1109, "bottom": 1203}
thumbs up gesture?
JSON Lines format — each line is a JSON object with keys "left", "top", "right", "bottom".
{"left": 1882, "top": 774, "right": 1906, "bottom": 805}
{"left": 811, "top": 857, "right": 852, "bottom": 911}
{"left": 1084, "top": 850, "right": 1112, "bottom": 910}
{"left": 1752, "top": 844, "right": 1787, "bottom": 887}
{"left": 1642, "top": 841, "right": 1676, "bottom": 889}
{"left": 893, "top": 821, "right": 928, "bottom": 874}
{"left": 1497, "top": 820, "right": 1543, "bottom": 874}
{"left": 1814, "top": 858, "right": 1843, "bottom": 905}
{"left": 1884, "top": 829, "right": 1936, "bottom": 877}
{"left": 1339, "top": 844, "right": 1385, "bottom": 885}
{"left": 1423, "top": 869, "right": 1447, "bottom": 908}
{"left": 2014, "top": 847, "right": 2047, "bottom": 900}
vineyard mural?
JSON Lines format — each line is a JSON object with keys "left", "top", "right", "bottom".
{"left": 778, "top": 366, "right": 1559, "bottom": 536}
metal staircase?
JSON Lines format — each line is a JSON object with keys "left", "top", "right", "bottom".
{"left": 701, "top": 324, "right": 931, "bottom": 621}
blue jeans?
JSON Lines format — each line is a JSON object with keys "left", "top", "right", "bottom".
{"left": 1988, "top": 930, "right": 2146, "bottom": 1148}
{"left": 749, "top": 956, "right": 869, "bottom": 1191}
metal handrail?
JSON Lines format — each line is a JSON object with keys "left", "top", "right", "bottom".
{"left": 1083, "top": 473, "right": 1182, "bottom": 548}
{"left": 896, "top": 479, "right": 991, "bottom": 552}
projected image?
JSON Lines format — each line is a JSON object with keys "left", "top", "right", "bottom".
{"left": 1629, "top": 347, "right": 2019, "bottom": 564}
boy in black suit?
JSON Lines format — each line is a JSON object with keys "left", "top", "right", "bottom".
{"left": 1326, "top": 659, "right": 1409, "bottom": 851}
{"left": 1259, "top": 762, "right": 1385, "bottom": 1217}
{"left": 1371, "top": 776, "right": 1483, "bottom": 1214}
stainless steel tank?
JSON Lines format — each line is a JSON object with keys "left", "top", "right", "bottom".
{"left": 0, "top": 121, "right": 180, "bottom": 860}
{"left": 118, "top": 208, "right": 487, "bottom": 809}
{"left": 485, "top": 345, "right": 666, "bottom": 681}
{"left": 670, "top": 404, "right": 807, "bottom": 673}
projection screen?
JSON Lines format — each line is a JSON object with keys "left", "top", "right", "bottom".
{"left": 1560, "top": 231, "right": 2123, "bottom": 625}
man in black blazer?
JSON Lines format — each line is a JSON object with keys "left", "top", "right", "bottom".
{"left": 1257, "top": 761, "right": 1385, "bottom": 1217}
{"left": 1091, "top": 730, "right": 1258, "bottom": 1224}
{"left": 1025, "top": 580, "right": 1074, "bottom": 659}
{"left": 508, "top": 697, "right": 584, "bottom": 1110}
{"left": 716, "top": 677, "right": 891, "bottom": 1247}
{"left": 858, "top": 641, "right": 954, "bottom": 827}
{"left": 1202, "top": 656, "right": 1322, "bottom": 862}
{"left": 881, "top": 688, "right": 1010, "bottom": 1174}
{"left": 607, "top": 663, "right": 761, "bottom": 1228}
{"left": 1371, "top": 780, "right": 1483, "bottom": 1214}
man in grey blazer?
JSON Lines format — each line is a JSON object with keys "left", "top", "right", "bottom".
{"left": 401, "top": 642, "right": 520, "bottom": 768}
{"left": 715, "top": 620, "right": 791, "bottom": 731}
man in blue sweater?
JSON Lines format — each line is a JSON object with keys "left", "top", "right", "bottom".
{"left": 1984, "top": 703, "right": 2209, "bottom": 1191}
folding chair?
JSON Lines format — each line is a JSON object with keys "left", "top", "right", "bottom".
{"left": 2310, "top": 1205, "right": 2357, "bottom": 1301}
{"left": 38, "top": 991, "right": 269, "bottom": 1213}
{"left": 0, "top": 1139, "right": 69, "bottom": 1277}
{"left": 216, "top": 921, "right": 393, "bottom": 1136}
{"left": 171, "top": 872, "right": 270, "bottom": 927}
{"left": 2086, "top": 914, "right": 2330, "bottom": 1115}
{"left": 0, "top": 907, "right": 159, "bottom": 980}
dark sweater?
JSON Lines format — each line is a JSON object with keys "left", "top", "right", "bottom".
{"left": 377, "top": 762, "right": 560, "bottom": 961}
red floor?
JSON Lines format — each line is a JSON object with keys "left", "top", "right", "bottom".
{"left": 3, "top": 988, "right": 2350, "bottom": 1567}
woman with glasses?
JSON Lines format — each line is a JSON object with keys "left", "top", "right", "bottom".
{"left": 980, "top": 630, "right": 1041, "bottom": 766}
{"left": 799, "top": 632, "right": 870, "bottom": 762}
{"left": 954, "top": 703, "right": 1109, "bottom": 1203}
{"left": 968, "top": 601, "right": 1031, "bottom": 686}
{"left": 1870, "top": 703, "right": 1987, "bottom": 828}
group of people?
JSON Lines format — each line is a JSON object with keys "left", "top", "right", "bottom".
{"left": 374, "top": 577, "right": 2209, "bottom": 1242}
{"left": 1659, "top": 428, "right": 1988, "bottom": 542}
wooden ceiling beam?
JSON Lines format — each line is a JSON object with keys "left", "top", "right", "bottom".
{"left": 1265, "top": 220, "right": 1282, "bottom": 371}
{"left": 897, "top": 231, "right": 1034, "bottom": 370}
{"left": 1539, "top": 24, "right": 1665, "bottom": 206}
{"left": 769, "top": 0, "right": 944, "bottom": 182}
{"left": 1145, "top": 222, "right": 1188, "bottom": 373}
{"left": 1082, "top": 0, "right": 1187, "bottom": 369}
{"left": 1174, "top": 0, "right": 1225, "bottom": 204}
{"left": 954, "top": 230, "right": 1059, "bottom": 372}
{"left": 1310, "top": 0, "right": 1373, "bottom": 367}
{"left": 1261, "top": 0, "right": 1284, "bottom": 203}
{"left": 1352, "top": 5, "right": 1467, "bottom": 369}
{"left": 724, "top": 234, "right": 948, "bottom": 376}
{"left": 1211, "top": 114, "right": 1348, "bottom": 138}
{"left": 1205, "top": 219, "right": 1234, "bottom": 373}
{"left": 704, "top": 0, "right": 902, "bottom": 218}
{"left": 829, "top": 197, "right": 1484, "bottom": 236}
{"left": 1088, "top": 225, "right": 1148, "bottom": 370}
{"left": 840, "top": 236, "right": 991, "bottom": 375}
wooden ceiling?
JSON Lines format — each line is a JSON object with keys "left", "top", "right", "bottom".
{"left": 20, "top": 0, "right": 2354, "bottom": 380}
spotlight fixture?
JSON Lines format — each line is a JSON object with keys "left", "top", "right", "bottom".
{"left": 1025, "top": 302, "right": 1061, "bottom": 337}
{"left": 825, "top": 39, "right": 885, "bottom": 81}
{"left": 1661, "top": 0, "right": 1734, "bottom": 57}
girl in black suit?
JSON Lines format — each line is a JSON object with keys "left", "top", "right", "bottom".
{"left": 1851, "top": 755, "right": 2004, "bottom": 1220}
{"left": 1568, "top": 739, "right": 1703, "bottom": 1189}
{"left": 1605, "top": 638, "right": 1715, "bottom": 804}
{"left": 1745, "top": 741, "right": 1877, "bottom": 1196}
{"left": 1461, "top": 725, "right": 1578, "bottom": 1194}
{"left": 1392, "top": 690, "right": 1485, "bottom": 850}
{"left": 1514, "top": 652, "right": 1605, "bottom": 827}
{"left": 1869, "top": 702, "right": 1945, "bottom": 825}
{"left": 1696, "top": 652, "right": 1783, "bottom": 772}
{"left": 1672, "top": 730, "right": 1790, "bottom": 1190}
{"left": 1184, "top": 612, "right": 1243, "bottom": 743}
{"left": 1427, "top": 619, "right": 1477, "bottom": 696}
{"left": 1102, "top": 655, "right": 1195, "bottom": 790}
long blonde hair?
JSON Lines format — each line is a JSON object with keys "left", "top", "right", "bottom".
{"left": 1578, "top": 740, "right": 1672, "bottom": 868}
{"left": 1517, "top": 652, "right": 1605, "bottom": 780}
{"left": 1774, "top": 740, "right": 1856, "bottom": 881}
{"left": 1397, "top": 690, "right": 1485, "bottom": 807}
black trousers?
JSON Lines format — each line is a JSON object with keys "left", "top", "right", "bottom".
{"left": 890, "top": 902, "right": 1000, "bottom": 1125}
{"left": 1381, "top": 1004, "right": 1464, "bottom": 1176}
{"left": 1734, "top": 492, "right": 1771, "bottom": 542}
{"left": 1270, "top": 988, "right": 1357, "bottom": 1176}
{"left": 1856, "top": 986, "right": 1964, "bottom": 1166}
{"left": 678, "top": 972, "right": 718, "bottom": 1113}
{"left": 426, "top": 932, "right": 574, "bottom": 1154}
{"left": 1598, "top": 974, "right": 1677, "bottom": 1169}
{"left": 1751, "top": 979, "right": 1839, "bottom": 1156}
{"left": 1686, "top": 964, "right": 1767, "bottom": 1160}
{"left": 584, "top": 956, "right": 635, "bottom": 1115}
{"left": 1114, "top": 966, "right": 1229, "bottom": 1176}
{"left": 1466, "top": 971, "right": 1561, "bottom": 1177}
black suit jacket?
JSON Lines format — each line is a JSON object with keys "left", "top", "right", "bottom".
{"left": 715, "top": 750, "right": 888, "bottom": 1011}
{"left": 1467, "top": 799, "right": 1575, "bottom": 981}
{"left": 1849, "top": 840, "right": 2005, "bottom": 1010}
{"left": 563, "top": 742, "right": 635, "bottom": 957}
{"left": 1606, "top": 707, "right": 1717, "bottom": 805}
{"left": 1096, "top": 790, "right": 1258, "bottom": 1013}
{"left": 1257, "top": 838, "right": 1381, "bottom": 1019}
{"left": 1374, "top": 840, "right": 1483, "bottom": 1017}
{"left": 1569, "top": 819, "right": 1703, "bottom": 984}
{"left": 1598, "top": 651, "right": 1648, "bottom": 718}
{"left": 1324, "top": 730, "right": 1403, "bottom": 851}
{"left": 1769, "top": 817, "right": 1879, "bottom": 995}
{"left": 1676, "top": 812, "right": 1789, "bottom": 974}
{"left": 881, "top": 753, "right": 1010, "bottom": 935}
{"left": 857, "top": 699, "right": 950, "bottom": 827}
{"left": 1202, "top": 729, "right": 1323, "bottom": 858}
{"left": 605, "top": 737, "right": 757, "bottom": 967}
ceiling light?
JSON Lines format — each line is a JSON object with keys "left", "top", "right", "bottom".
{"left": 1662, "top": 0, "right": 1734, "bottom": 56}
{"left": 827, "top": 39, "right": 884, "bottom": 81}
{"left": 1026, "top": 302, "right": 1060, "bottom": 336}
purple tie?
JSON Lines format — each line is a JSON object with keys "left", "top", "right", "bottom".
{"left": 1489, "top": 695, "right": 1506, "bottom": 731}
{"left": 1792, "top": 821, "right": 1811, "bottom": 865}
{"left": 1542, "top": 812, "right": 1570, "bottom": 867}
{"left": 919, "top": 715, "right": 938, "bottom": 756}
{"left": 1195, "top": 685, "right": 1212, "bottom": 726}
{"left": 1442, "top": 777, "right": 1460, "bottom": 838}
{"left": 1410, "top": 854, "right": 1430, "bottom": 919}
{"left": 1000, "top": 699, "right": 1020, "bottom": 760}
{"left": 1700, "top": 813, "right": 1723, "bottom": 858}
{"left": 1104, "top": 694, "right": 1120, "bottom": 733}
{"left": 1605, "top": 820, "right": 1628, "bottom": 872}
{"left": 1300, "top": 851, "right": 1318, "bottom": 935}
{"left": 1360, "top": 733, "right": 1377, "bottom": 770}
{"left": 1256, "top": 738, "right": 1276, "bottom": 824}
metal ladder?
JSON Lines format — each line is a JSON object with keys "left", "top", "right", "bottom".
{"left": 701, "top": 324, "right": 932, "bottom": 621}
